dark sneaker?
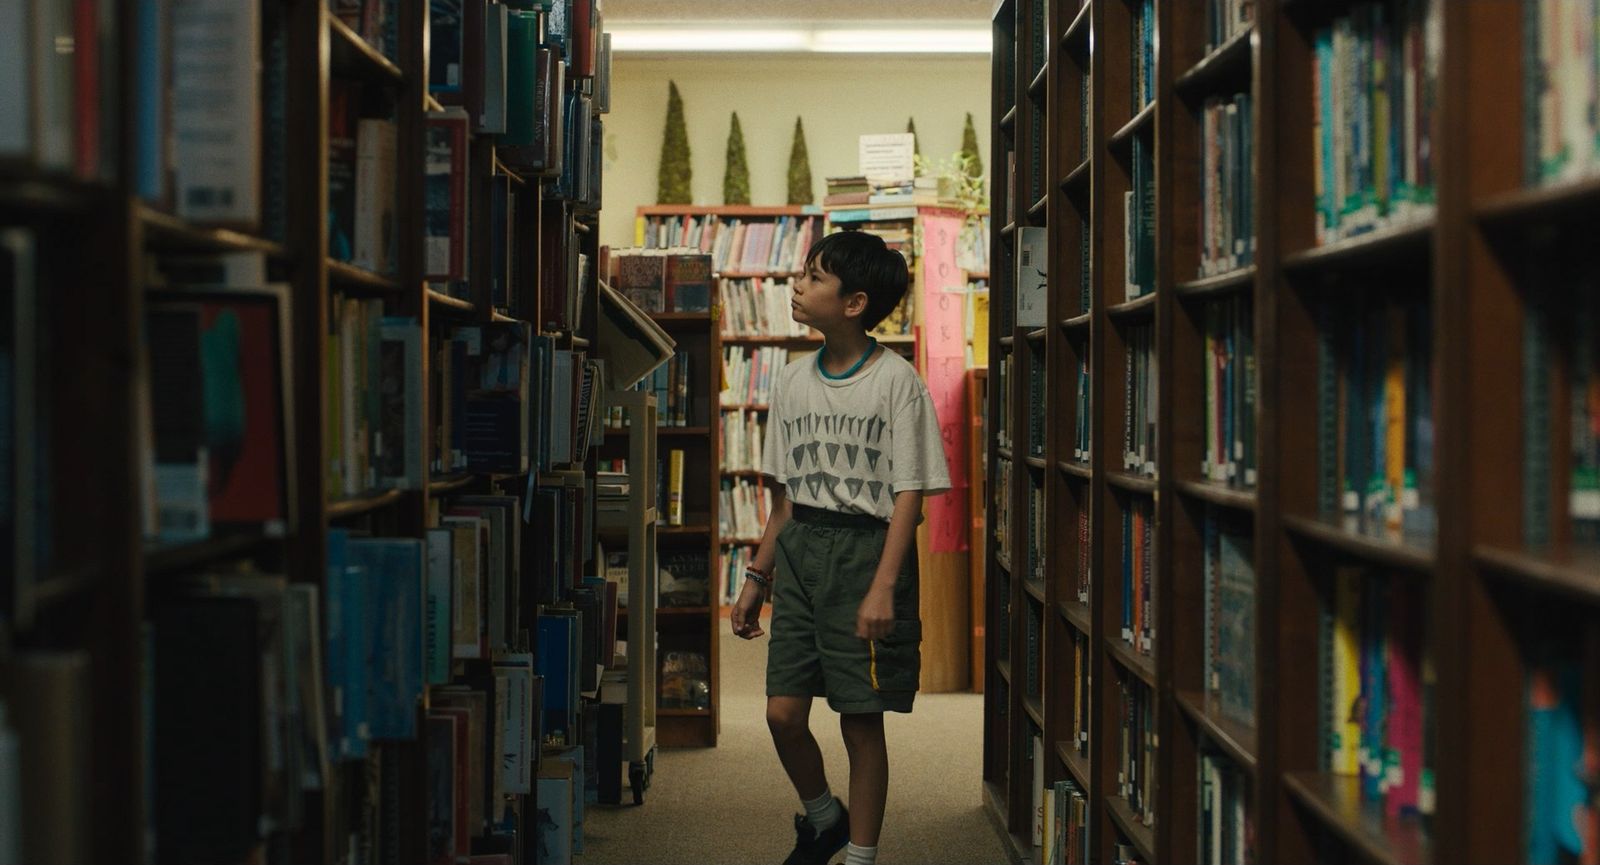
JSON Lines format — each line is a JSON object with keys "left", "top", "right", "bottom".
{"left": 781, "top": 807, "right": 850, "bottom": 865}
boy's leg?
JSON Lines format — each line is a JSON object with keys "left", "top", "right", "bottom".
{"left": 839, "top": 711, "right": 888, "bottom": 848}
{"left": 767, "top": 695, "right": 827, "bottom": 800}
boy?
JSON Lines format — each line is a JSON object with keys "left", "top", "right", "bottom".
{"left": 730, "top": 230, "right": 951, "bottom": 865}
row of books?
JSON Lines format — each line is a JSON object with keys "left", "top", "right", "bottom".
{"left": 327, "top": 297, "right": 416, "bottom": 499}
{"left": 1205, "top": 0, "right": 1255, "bottom": 54}
{"left": 1197, "top": 750, "right": 1254, "bottom": 865}
{"left": 1024, "top": 599, "right": 1043, "bottom": 700}
{"left": 1202, "top": 296, "right": 1257, "bottom": 489}
{"left": 722, "top": 409, "right": 767, "bottom": 473}
{"left": 996, "top": 462, "right": 1014, "bottom": 566}
{"left": 1525, "top": 0, "right": 1600, "bottom": 186}
{"left": 142, "top": 260, "right": 294, "bottom": 545}
{"left": 1311, "top": 0, "right": 1439, "bottom": 246}
{"left": 719, "top": 477, "right": 772, "bottom": 542}
{"left": 1316, "top": 296, "right": 1436, "bottom": 543}
{"left": 654, "top": 449, "right": 685, "bottom": 527}
{"left": 1029, "top": 102, "right": 1047, "bottom": 207}
{"left": 719, "top": 544, "right": 755, "bottom": 607}
{"left": 1202, "top": 509, "right": 1256, "bottom": 728}
{"left": 612, "top": 249, "right": 713, "bottom": 314}
{"left": 1523, "top": 628, "right": 1600, "bottom": 865}
{"left": 429, "top": 321, "right": 549, "bottom": 478}
{"left": 1028, "top": 352, "right": 1047, "bottom": 458}
{"left": 1526, "top": 282, "right": 1600, "bottom": 545}
{"left": 997, "top": 352, "right": 1015, "bottom": 452}
{"left": 0, "top": 0, "right": 119, "bottom": 184}
{"left": 1118, "top": 677, "right": 1157, "bottom": 827}
{"left": 1197, "top": 92, "right": 1256, "bottom": 279}
{"left": 1069, "top": 628, "right": 1090, "bottom": 757}
{"left": 1072, "top": 355, "right": 1091, "bottom": 463}
{"left": 640, "top": 352, "right": 694, "bottom": 427}
{"left": 660, "top": 650, "right": 711, "bottom": 711}
{"left": 1131, "top": 0, "right": 1156, "bottom": 113}
{"left": 1074, "top": 505, "right": 1091, "bottom": 606}
{"left": 1319, "top": 567, "right": 1431, "bottom": 821}
{"left": 1016, "top": 227, "right": 1048, "bottom": 329}
{"left": 721, "top": 345, "right": 788, "bottom": 407}
{"left": 1026, "top": 482, "right": 1046, "bottom": 584}
{"left": 1041, "top": 777, "right": 1091, "bottom": 865}
{"left": 1121, "top": 497, "right": 1155, "bottom": 657}
{"left": 1123, "top": 325, "right": 1158, "bottom": 479}
{"left": 329, "top": 87, "right": 398, "bottom": 276}
{"left": 1124, "top": 136, "right": 1156, "bottom": 300}
{"left": 721, "top": 277, "right": 810, "bottom": 338}
{"left": 0, "top": 231, "right": 52, "bottom": 622}
{"left": 638, "top": 214, "right": 821, "bottom": 276}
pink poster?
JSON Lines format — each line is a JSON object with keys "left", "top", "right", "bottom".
{"left": 924, "top": 290, "right": 965, "bottom": 359}
{"left": 921, "top": 213, "right": 966, "bottom": 294}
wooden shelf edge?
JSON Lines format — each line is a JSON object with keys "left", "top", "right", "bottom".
{"left": 1060, "top": 311, "right": 1092, "bottom": 331}
{"left": 1000, "top": 106, "right": 1019, "bottom": 132}
{"left": 1175, "top": 478, "right": 1258, "bottom": 512}
{"left": 1282, "top": 772, "right": 1432, "bottom": 865}
{"left": 721, "top": 335, "right": 821, "bottom": 345}
{"left": 1475, "top": 175, "right": 1600, "bottom": 226}
{"left": 327, "top": 488, "right": 404, "bottom": 520}
{"left": 1175, "top": 26, "right": 1256, "bottom": 96}
{"left": 998, "top": 447, "right": 1015, "bottom": 461}
{"left": 999, "top": 335, "right": 1017, "bottom": 347}
{"left": 1024, "top": 455, "right": 1047, "bottom": 470}
{"left": 138, "top": 206, "right": 288, "bottom": 257}
{"left": 1000, "top": 221, "right": 1018, "bottom": 237}
{"left": 1104, "top": 795, "right": 1156, "bottom": 863}
{"left": 1106, "top": 292, "right": 1157, "bottom": 320}
{"left": 1062, "top": 1, "right": 1092, "bottom": 48}
{"left": 1174, "top": 689, "right": 1259, "bottom": 775}
{"left": 1028, "top": 63, "right": 1049, "bottom": 97}
{"left": 427, "top": 288, "right": 478, "bottom": 314}
{"left": 1475, "top": 543, "right": 1600, "bottom": 605}
{"left": 1027, "top": 195, "right": 1048, "bottom": 221}
{"left": 427, "top": 473, "right": 476, "bottom": 494}
{"left": 656, "top": 426, "right": 712, "bottom": 436}
{"left": 1060, "top": 156, "right": 1092, "bottom": 192}
{"left": 1022, "top": 577, "right": 1046, "bottom": 603}
{"left": 1105, "top": 637, "right": 1157, "bottom": 687}
{"left": 649, "top": 312, "right": 714, "bottom": 323}
{"left": 638, "top": 204, "right": 820, "bottom": 218}
{"left": 1058, "top": 460, "right": 1093, "bottom": 481}
{"left": 1175, "top": 265, "right": 1257, "bottom": 299}
{"left": 996, "top": 658, "right": 1012, "bottom": 684}
{"left": 1058, "top": 598, "right": 1092, "bottom": 634}
{"left": 1022, "top": 694, "right": 1045, "bottom": 727}
{"left": 1055, "top": 740, "right": 1090, "bottom": 789}
{"left": 1107, "top": 470, "right": 1158, "bottom": 495}
{"left": 145, "top": 531, "right": 274, "bottom": 578}
{"left": 326, "top": 10, "right": 405, "bottom": 85}
{"left": 1281, "top": 513, "right": 1436, "bottom": 573}
{"left": 1109, "top": 102, "right": 1157, "bottom": 150}
{"left": 329, "top": 259, "right": 402, "bottom": 293}
{"left": 656, "top": 707, "right": 713, "bottom": 717}
{"left": 1281, "top": 217, "right": 1434, "bottom": 271}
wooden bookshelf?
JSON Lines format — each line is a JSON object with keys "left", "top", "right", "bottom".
{"left": 3, "top": 3, "right": 609, "bottom": 862}
{"left": 987, "top": 1, "right": 1574, "bottom": 864}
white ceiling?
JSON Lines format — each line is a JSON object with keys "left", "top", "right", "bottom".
{"left": 603, "top": 0, "right": 993, "bottom": 22}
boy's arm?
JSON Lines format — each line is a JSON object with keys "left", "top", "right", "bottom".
{"left": 856, "top": 489, "right": 923, "bottom": 641}
{"left": 731, "top": 484, "right": 791, "bottom": 640}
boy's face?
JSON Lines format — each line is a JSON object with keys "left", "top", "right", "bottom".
{"left": 792, "top": 257, "right": 868, "bottom": 330}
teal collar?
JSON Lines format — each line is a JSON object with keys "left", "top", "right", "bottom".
{"left": 817, "top": 338, "right": 878, "bottom": 380}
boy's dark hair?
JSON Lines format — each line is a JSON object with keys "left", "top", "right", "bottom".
{"left": 805, "top": 230, "right": 910, "bottom": 331}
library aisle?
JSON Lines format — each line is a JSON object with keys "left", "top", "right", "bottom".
{"left": 582, "top": 615, "right": 1006, "bottom": 865}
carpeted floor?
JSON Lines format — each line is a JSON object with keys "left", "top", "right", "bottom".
{"left": 579, "top": 617, "right": 1009, "bottom": 865}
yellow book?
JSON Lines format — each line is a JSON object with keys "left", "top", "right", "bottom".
{"left": 634, "top": 215, "right": 646, "bottom": 247}
{"left": 970, "top": 289, "right": 990, "bottom": 368}
{"left": 1384, "top": 304, "right": 1407, "bottom": 533}
{"left": 668, "top": 449, "right": 685, "bottom": 526}
{"left": 1333, "top": 567, "right": 1362, "bottom": 775}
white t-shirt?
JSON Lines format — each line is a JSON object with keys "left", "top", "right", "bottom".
{"left": 761, "top": 347, "right": 951, "bottom": 520}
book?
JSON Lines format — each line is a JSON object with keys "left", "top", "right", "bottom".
{"left": 1015, "top": 226, "right": 1048, "bottom": 329}
{"left": 442, "top": 516, "right": 484, "bottom": 660}
{"left": 425, "top": 108, "right": 471, "bottom": 284}
{"left": 376, "top": 317, "right": 424, "bottom": 490}
{"left": 0, "top": 651, "right": 90, "bottom": 865}
{"left": 481, "top": 2, "right": 508, "bottom": 134}
{"left": 172, "top": 0, "right": 260, "bottom": 226}
{"left": 667, "top": 449, "right": 685, "bottom": 526}
{"left": 424, "top": 528, "right": 454, "bottom": 686}
{"left": 666, "top": 252, "right": 714, "bottom": 313}
{"left": 354, "top": 118, "right": 398, "bottom": 275}
{"left": 348, "top": 538, "right": 425, "bottom": 740}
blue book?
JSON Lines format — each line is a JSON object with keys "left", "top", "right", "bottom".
{"left": 349, "top": 537, "right": 425, "bottom": 740}
{"left": 326, "top": 529, "right": 370, "bottom": 759}
{"left": 537, "top": 613, "right": 579, "bottom": 741}
{"left": 1525, "top": 651, "right": 1587, "bottom": 865}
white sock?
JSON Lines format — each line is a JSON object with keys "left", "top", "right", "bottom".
{"left": 802, "top": 788, "right": 843, "bottom": 831}
{"left": 844, "top": 842, "right": 878, "bottom": 865}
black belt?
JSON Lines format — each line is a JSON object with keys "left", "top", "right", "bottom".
{"left": 790, "top": 503, "right": 888, "bottom": 531}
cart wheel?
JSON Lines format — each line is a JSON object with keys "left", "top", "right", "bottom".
{"left": 644, "top": 748, "right": 655, "bottom": 790}
{"left": 630, "top": 763, "right": 646, "bottom": 805}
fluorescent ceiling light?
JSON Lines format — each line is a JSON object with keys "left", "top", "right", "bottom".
{"left": 609, "top": 23, "right": 991, "bottom": 54}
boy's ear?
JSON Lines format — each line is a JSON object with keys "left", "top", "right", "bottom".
{"left": 844, "top": 290, "right": 870, "bottom": 320}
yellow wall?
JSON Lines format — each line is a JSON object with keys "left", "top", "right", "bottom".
{"left": 599, "top": 54, "right": 992, "bottom": 250}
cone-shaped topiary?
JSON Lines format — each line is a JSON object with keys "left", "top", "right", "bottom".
{"left": 908, "top": 117, "right": 922, "bottom": 175}
{"left": 960, "top": 112, "right": 984, "bottom": 179}
{"left": 723, "top": 112, "right": 751, "bottom": 205}
{"left": 787, "top": 117, "right": 813, "bottom": 205}
{"left": 657, "top": 81, "right": 692, "bottom": 204}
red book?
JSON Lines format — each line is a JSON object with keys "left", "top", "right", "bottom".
{"left": 73, "top": 0, "right": 100, "bottom": 179}
{"left": 571, "top": 0, "right": 597, "bottom": 77}
{"left": 1384, "top": 582, "right": 1422, "bottom": 820}
{"left": 425, "top": 110, "right": 470, "bottom": 282}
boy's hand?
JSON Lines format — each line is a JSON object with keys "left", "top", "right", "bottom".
{"left": 855, "top": 583, "right": 895, "bottom": 641}
{"left": 730, "top": 580, "right": 767, "bottom": 640}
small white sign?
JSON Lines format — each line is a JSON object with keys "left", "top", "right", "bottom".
{"left": 858, "top": 133, "right": 916, "bottom": 184}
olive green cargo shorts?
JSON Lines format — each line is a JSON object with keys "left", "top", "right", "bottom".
{"left": 766, "top": 506, "right": 921, "bottom": 714}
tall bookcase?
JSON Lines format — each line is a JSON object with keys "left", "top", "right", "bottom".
{"left": 981, "top": 0, "right": 1600, "bottom": 864}
{"left": 1, "top": 2, "right": 607, "bottom": 863}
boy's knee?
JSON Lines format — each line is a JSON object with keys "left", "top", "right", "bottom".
{"left": 767, "top": 701, "right": 810, "bottom": 739}
{"left": 838, "top": 712, "right": 885, "bottom": 751}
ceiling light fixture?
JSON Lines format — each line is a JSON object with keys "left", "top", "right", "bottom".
{"left": 608, "top": 23, "right": 991, "bottom": 54}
